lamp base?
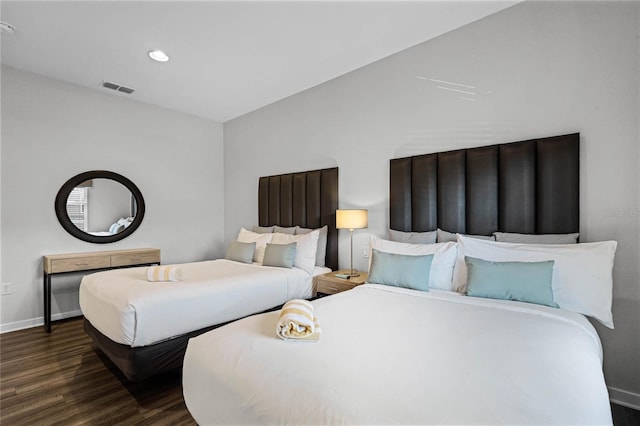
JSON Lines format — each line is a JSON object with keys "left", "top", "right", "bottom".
{"left": 349, "top": 269, "right": 360, "bottom": 278}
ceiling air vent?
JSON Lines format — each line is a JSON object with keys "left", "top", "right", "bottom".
{"left": 100, "top": 80, "right": 135, "bottom": 94}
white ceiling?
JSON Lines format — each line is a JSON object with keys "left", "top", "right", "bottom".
{"left": 1, "top": 1, "right": 518, "bottom": 123}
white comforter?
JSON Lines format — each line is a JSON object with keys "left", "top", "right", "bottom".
{"left": 80, "top": 259, "right": 325, "bottom": 347}
{"left": 183, "top": 284, "right": 611, "bottom": 425}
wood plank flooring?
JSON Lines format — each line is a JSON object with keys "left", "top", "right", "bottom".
{"left": 2, "top": 316, "right": 640, "bottom": 425}
{"left": 1, "top": 318, "right": 195, "bottom": 425}
{"left": 611, "top": 402, "right": 640, "bottom": 426}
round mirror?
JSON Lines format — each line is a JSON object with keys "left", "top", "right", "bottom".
{"left": 55, "top": 170, "right": 145, "bottom": 243}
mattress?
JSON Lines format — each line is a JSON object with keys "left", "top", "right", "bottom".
{"left": 79, "top": 259, "right": 328, "bottom": 347}
{"left": 183, "top": 284, "right": 611, "bottom": 425}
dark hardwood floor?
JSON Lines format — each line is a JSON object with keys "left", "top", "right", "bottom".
{"left": 1, "top": 317, "right": 639, "bottom": 425}
{"left": 1, "top": 317, "right": 195, "bottom": 425}
{"left": 611, "top": 402, "right": 640, "bottom": 426}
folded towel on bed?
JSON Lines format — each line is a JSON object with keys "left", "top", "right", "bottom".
{"left": 146, "top": 266, "right": 184, "bottom": 282}
{"left": 276, "top": 299, "right": 321, "bottom": 342}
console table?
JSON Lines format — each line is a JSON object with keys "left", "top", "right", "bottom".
{"left": 42, "top": 248, "right": 160, "bottom": 333}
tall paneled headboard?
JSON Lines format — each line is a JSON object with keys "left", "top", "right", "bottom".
{"left": 390, "top": 133, "right": 579, "bottom": 235}
{"left": 258, "top": 167, "right": 339, "bottom": 271}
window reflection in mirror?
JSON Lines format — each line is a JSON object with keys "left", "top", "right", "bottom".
{"left": 66, "top": 178, "right": 137, "bottom": 236}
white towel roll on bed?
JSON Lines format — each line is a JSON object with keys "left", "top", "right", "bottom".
{"left": 276, "top": 299, "right": 321, "bottom": 342}
{"left": 146, "top": 265, "right": 184, "bottom": 282}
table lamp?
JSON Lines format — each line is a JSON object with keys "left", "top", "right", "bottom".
{"left": 336, "top": 209, "right": 368, "bottom": 277}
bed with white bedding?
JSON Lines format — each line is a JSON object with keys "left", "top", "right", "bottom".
{"left": 80, "top": 259, "right": 326, "bottom": 347}
{"left": 80, "top": 166, "right": 339, "bottom": 381}
{"left": 183, "top": 134, "right": 615, "bottom": 424}
{"left": 183, "top": 284, "right": 612, "bottom": 425}
{"left": 81, "top": 257, "right": 329, "bottom": 381}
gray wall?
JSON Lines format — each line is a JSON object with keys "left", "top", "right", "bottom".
{"left": 0, "top": 66, "right": 225, "bottom": 330}
{"left": 224, "top": 2, "right": 640, "bottom": 406}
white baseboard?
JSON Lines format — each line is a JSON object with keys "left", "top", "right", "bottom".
{"left": 0, "top": 310, "right": 82, "bottom": 334}
{"left": 609, "top": 386, "right": 640, "bottom": 411}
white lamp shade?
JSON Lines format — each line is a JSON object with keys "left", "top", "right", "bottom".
{"left": 336, "top": 209, "right": 368, "bottom": 230}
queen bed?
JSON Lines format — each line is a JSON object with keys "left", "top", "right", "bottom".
{"left": 80, "top": 259, "right": 328, "bottom": 347}
{"left": 182, "top": 133, "right": 617, "bottom": 424}
{"left": 183, "top": 284, "right": 612, "bottom": 425}
{"left": 80, "top": 167, "right": 338, "bottom": 381}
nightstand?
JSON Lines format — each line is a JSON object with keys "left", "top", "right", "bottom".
{"left": 314, "top": 270, "right": 368, "bottom": 296}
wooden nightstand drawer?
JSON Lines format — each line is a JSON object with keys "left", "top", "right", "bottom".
{"left": 111, "top": 250, "right": 160, "bottom": 267}
{"left": 314, "top": 270, "right": 368, "bottom": 295}
{"left": 50, "top": 256, "right": 110, "bottom": 273}
{"left": 316, "top": 278, "right": 357, "bottom": 294}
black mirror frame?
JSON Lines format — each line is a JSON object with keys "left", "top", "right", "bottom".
{"left": 55, "top": 170, "right": 145, "bottom": 244}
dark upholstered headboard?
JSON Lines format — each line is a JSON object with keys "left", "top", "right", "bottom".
{"left": 390, "top": 133, "right": 579, "bottom": 235}
{"left": 258, "top": 167, "right": 339, "bottom": 271}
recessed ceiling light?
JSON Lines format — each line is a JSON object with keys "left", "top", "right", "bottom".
{"left": 148, "top": 50, "right": 169, "bottom": 62}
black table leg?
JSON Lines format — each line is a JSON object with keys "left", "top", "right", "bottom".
{"left": 41, "top": 260, "right": 159, "bottom": 333}
{"left": 44, "top": 272, "right": 51, "bottom": 333}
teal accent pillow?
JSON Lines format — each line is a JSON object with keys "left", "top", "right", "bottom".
{"left": 465, "top": 256, "right": 558, "bottom": 307}
{"left": 225, "top": 241, "right": 256, "bottom": 264}
{"left": 367, "top": 249, "right": 434, "bottom": 291}
{"left": 262, "top": 243, "right": 297, "bottom": 268}
{"left": 108, "top": 222, "right": 125, "bottom": 234}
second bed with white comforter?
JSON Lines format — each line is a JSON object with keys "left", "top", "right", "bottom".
{"left": 80, "top": 259, "right": 327, "bottom": 347}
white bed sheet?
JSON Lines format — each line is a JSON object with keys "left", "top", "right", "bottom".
{"left": 79, "top": 259, "right": 328, "bottom": 347}
{"left": 183, "top": 284, "right": 611, "bottom": 425}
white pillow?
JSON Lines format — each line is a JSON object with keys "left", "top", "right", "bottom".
{"left": 455, "top": 235, "right": 617, "bottom": 328}
{"left": 237, "top": 228, "right": 273, "bottom": 264}
{"left": 369, "top": 236, "right": 458, "bottom": 291}
{"left": 274, "top": 226, "right": 296, "bottom": 234}
{"left": 493, "top": 232, "right": 579, "bottom": 244}
{"left": 120, "top": 217, "right": 134, "bottom": 228}
{"left": 388, "top": 229, "right": 437, "bottom": 244}
{"left": 437, "top": 228, "right": 495, "bottom": 243}
{"left": 271, "top": 230, "right": 319, "bottom": 275}
{"left": 251, "top": 225, "right": 275, "bottom": 234}
{"left": 295, "top": 225, "right": 328, "bottom": 267}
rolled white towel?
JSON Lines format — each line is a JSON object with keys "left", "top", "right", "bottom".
{"left": 146, "top": 265, "right": 184, "bottom": 282}
{"left": 276, "top": 299, "right": 321, "bottom": 342}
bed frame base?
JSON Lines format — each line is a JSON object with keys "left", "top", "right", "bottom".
{"left": 84, "top": 302, "right": 285, "bottom": 381}
{"left": 84, "top": 318, "right": 218, "bottom": 381}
